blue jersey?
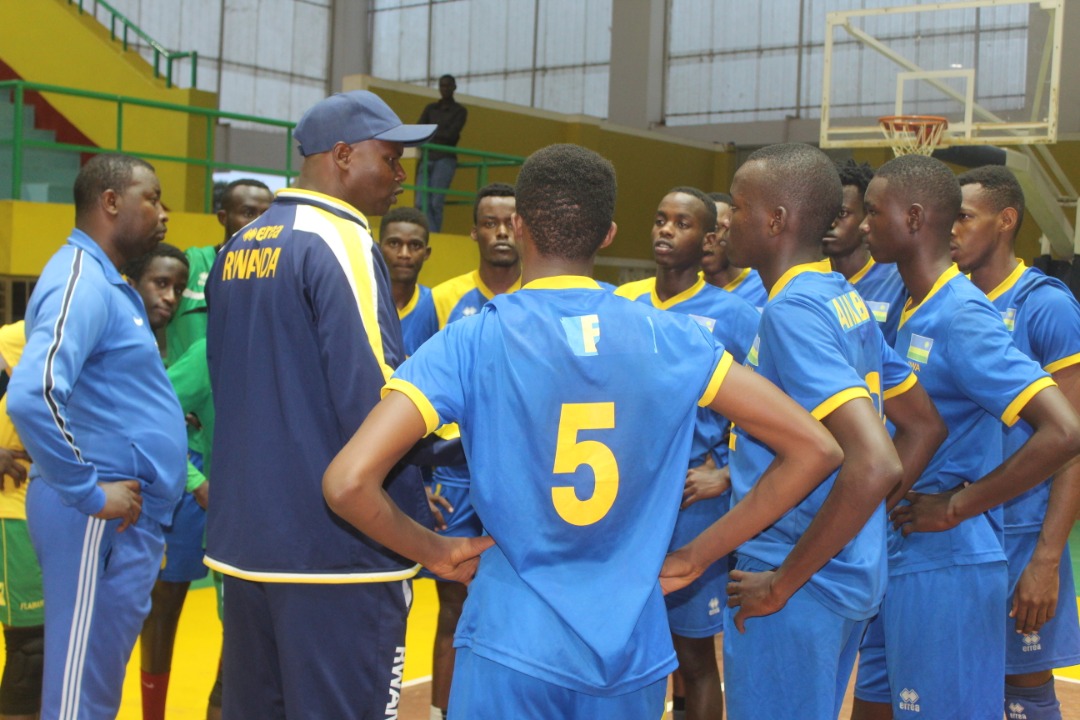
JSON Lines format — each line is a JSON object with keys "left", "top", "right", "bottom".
{"left": 848, "top": 258, "right": 907, "bottom": 346}
{"left": 387, "top": 276, "right": 733, "bottom": 695}
{"left": 729, "top": 261, "right": 915, "bottom": 620}
{"left": 7, "top": 230, "right": 187, "bottom": 523}
{"left": 986, "top": 262, "right": 1080, "bottom": 533}
{"left": 720, "top": 267, "right": 769, "bottom": 311}
{"left": 889, "top": 266, "right": 1054, "bottom": 575}
{"left": 398, "top": 284, "right": 438, "bottom": 356}
{"left": 205, "top": 189, "right": 428, "bottom": 581}
{"left": 615, "top": 275, "right": 759, "bottom": 466}
{"left": 430, "top": 270, "right": 521, "bottom": 488}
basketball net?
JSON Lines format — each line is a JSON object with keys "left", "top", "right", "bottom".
{"left": 878, "top": 115, "right": 949, "bottom": 157}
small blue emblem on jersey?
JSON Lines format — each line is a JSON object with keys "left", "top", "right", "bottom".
{"left": 746, "top": 335, "right": 760, "bottom": 367}
{"left": 907, "top": 334, "right": 934, "bottom": 364}
{"left": 830, "top": 290, "right": 871, "bottom": 331}
{"left": 687, "top": 314, "right": 717, "bottom": 332}
{"left": 560, "top": 314, "right": 601, "bottom": 356}
{"left": 1002, "top": 307, "right": 1016, "bottom": 332}
{"left": 866, "top": 300, "right": 890, "bottom": 324}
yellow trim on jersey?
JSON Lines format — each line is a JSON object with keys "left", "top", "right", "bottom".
{"left": 1001, "top": 376, "right": 1057, "bottom": 428}
{"left": 768, "top": 260, "right": 832, "bottom": 301}
{"left": 1046, "top": 352, "right": 1080, "bottom": 375}
{"left": 614, "top": 277, "right": 655, "bottom": 301}
{"left": 318, "top": 209, "right": 393, "bottom": 382}
{"left": 899, "top": 265, "right": 960, "bottom": 330}
{"left": 398, "top": 285, "right": 420, "bottom": 321}
{"left": 204, "top": 556, "right": 420, "bottom": 584}
{"left": 431, "top": 270, "right": 521, "bottom": 329}
{"left": 723, "top": 267, "right": 752, "bottom": 293}
{"left": 811, "top": 387, "right": 872, "bottom": 421}
{"left": 523, "top": 275, "right": 601, "bottom": 291}
{"left": 985, "top": 259, "right": 1026, "bottom": 302}
{"left": 883, "top": 372, "right": 918, "bottom": 401}
{"left": 383, "top": 378, "right": 441, "bottom": 435}
{"left": 698, "top": 351, "right": 734, "bottom": 407}
{"left": 652, "top": 276, "right": 706, "bottom": 310}
{"left": 278, "top": 188, "right": 367, "bottom": 225}
{"left": 847, "top": 258, "right": 876, "bottom": 286}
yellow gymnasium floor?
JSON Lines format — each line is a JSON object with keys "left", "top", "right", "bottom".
{"left": 2, "top": 577, "right": 1080, "bottom": 717}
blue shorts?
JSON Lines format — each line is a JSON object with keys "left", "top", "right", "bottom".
{"left": 722, "top": 556, "right": 865, "bottom": 720}
{"left": 160, "top": 492, "right": 207, "bottom": 583}
{"left": 665, "top": 495, "right": 728, "bottom": 638}
{"left": 853, "top": 613, "right": 889, "bottom": 703}
{"left": 222, "top": 575, "right": 412, "bottom": 719}
{"left": 1004, "top": 532, "right": 1080, "bottom": 674}
{"left": 419, "top": 483, "right": 483, "bottom": 582}
{"left": 448, "top": 646, "right": 666, "bottom": 720}
{"left": 857, "top": 562, "right": 1007, "bottom": 719}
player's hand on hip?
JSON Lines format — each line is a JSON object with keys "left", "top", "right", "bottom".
{"left": 727, "top": 569, "right": 787, "bottom": 633}
{"left": 682, "top": 457, "right": 730, "bottom": 509}
{"left": 659, "top": 549, "right": 703, "bottom": 595}
{"left": 94, "top": 480, "right": 143, "bottom": 532}
{"left": 1011, "top": 554, "right": 1060, "bottom": 635}
{"left": 0, "top": 447, "right": 30, "bottom": 488}
{"left": 426, "top": 487, "right": 453, "bottom": 531}
{"left": 429, "top": 535, "right": 494, "bottom": 585}
{"left": 889, "top": 486, "right": 963, "bottom": 535}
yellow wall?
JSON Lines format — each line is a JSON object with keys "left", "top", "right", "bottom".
{"left": 346, "top": 75, "right": 735, "bottom": 265}
{"left": 0, "top": 0, "right": 217, "bottom": 212}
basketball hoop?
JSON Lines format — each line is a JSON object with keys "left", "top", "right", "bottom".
{"left": 877, "top": 115, "right": 949, "bottom": 157}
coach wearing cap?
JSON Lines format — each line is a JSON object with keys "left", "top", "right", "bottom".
{"left": 203, "top": 90, "right": 436, "bottom": 719}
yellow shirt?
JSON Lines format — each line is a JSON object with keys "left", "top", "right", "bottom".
{"left": 0, "top": 322, "right": 29, "bottom": 520}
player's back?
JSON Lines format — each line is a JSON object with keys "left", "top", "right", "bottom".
{"left": 395, "top": 277, "right": 730, "bottom": 694}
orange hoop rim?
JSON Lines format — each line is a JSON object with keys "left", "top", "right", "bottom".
{"left": 877, "top": 114, "right": 949, "bottom": 132}
{"left": 877, "top": 115, "right": 949, "bottom": 156}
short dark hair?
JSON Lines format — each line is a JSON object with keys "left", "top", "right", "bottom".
{"left": 874, "top": 155, "right": 962, "bottom": 233}
{"left": 472, "top": 182, "right": 515, "bottom": 224}
{"left": 515, "top": 144, "right": 616, "bottom": 262}
{"left": 708, "top": 191, "right": 733, "bottom": 205}
{"left": 380, "top": 206, "right": 430, "bottom": 239}
{"left": 957, "top": 165, "right": 1025, "bottom": 235}
{"left": 743, "top": 144, "right": 843, "bottom": 241}
{"left": 439, "top": 74, "right": 456, "bottom": 84}
{"left": 668, "top": 186, "right": 718, "bottom": 234}
{"left": 835, "top": 159, "right": 875, "bottom": 196}
{"left": 121, "top": 242, "right": 188, "bottom": 281}
{"left": 73, "top": 154, "right": 155, "bottom": 218}
{"left": 219, "top": 178, "right": 272, "bottom": 212}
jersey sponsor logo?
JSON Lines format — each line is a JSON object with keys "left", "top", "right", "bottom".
{"left": 866, "top": 300, "right": 890, "bottom": 324}
{"left": 461, "top": 306, "right": 478, "bottom": 317}
{"left": 19, "top": 599, "right": 43, "bottom": 611}
{"left": 906, "top": 334, "right": 934, "bottom": 365}
{"left": 688, "top": 313, "right": 717, "bottom": 332}
{"left": 240, "top": 224, "right": 284, "bottom": 242}
{"left": 560, "top": 314, "right": 601, "bottom": 356}
{"left": 384, "top": 645, "right": 406, "bottom": 719}
{"left": 1021, "top": 632, "right": 1042, "bottom": 652}
{"left": 746, "top": 336, "right": 760, "bottom": 367}
{"left": 898, "top": 687, "right": 921, "bottom": 712}
{"left": 831, "top": 290, "right": 871, "bottom": 331}
{"left": 1002, "top": 307, "right": 1017, "bottom": 332}
{"left": 220, "top": 247, "right": 282, "bottom": 281}
{"left": 1008, "top": 701, "right": 1029, "bottom": 719}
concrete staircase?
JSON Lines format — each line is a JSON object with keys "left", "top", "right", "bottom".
{"left": 0, "top": 97, "right": 79, "bottom": 204}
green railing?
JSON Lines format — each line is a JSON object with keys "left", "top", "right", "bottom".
{"left": 0, "top": 80, "right": 296, "bottom": 212}
{"left": 414, "top": 143, "right": 525, "bottom": 212}
{"left": 67, "top": 0, "right": 197, "bottom": 88}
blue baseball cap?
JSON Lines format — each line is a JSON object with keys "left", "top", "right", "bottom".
{"left": 294, "top": 90, "right": 437, "bottom": 157}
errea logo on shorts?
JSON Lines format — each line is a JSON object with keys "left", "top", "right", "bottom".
{"left": 708, "top": 597, "right": 720, "bottom": 616}
{"left": 898, "top": 688, "right": 920, "bottom": 712}
{"left": 1022, "top": 632, "right": 1042, "bottom": 652}
{"left": 1008, "top": 701, "right": 1029, "bottom": 719}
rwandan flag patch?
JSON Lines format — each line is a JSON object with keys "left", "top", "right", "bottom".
{"left": 907, "top": 334, "right": 934, "bottom": 364}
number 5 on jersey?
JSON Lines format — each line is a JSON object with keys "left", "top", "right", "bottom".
{"left": 551, "top": 402, "right": 619, "bottom": 526}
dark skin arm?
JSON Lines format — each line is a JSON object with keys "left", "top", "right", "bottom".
{"left": 725, "top": 397, "right": 901, "bottom": 633}
{"left": 660, "top": 363, "right": 843, "bottom": 594}
{"left": 323, "top": 392, "right": 494, "bottom": 584}
{"left": 0, "top": 448, "right": 30, "bottom": 488}
{"left": 891, "top": 384, "right": 1080, "bottom": 537}
{"left": 883, "top": 381, "right": 948, "bottom": 512}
